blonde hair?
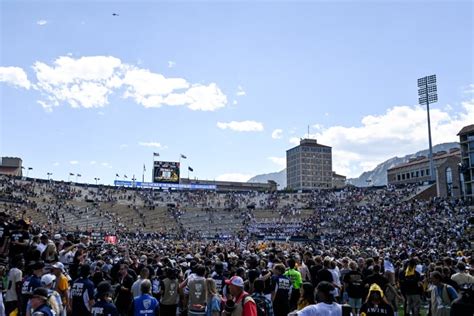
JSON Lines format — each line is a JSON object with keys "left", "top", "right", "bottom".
{"left": 206, "top": 278, "right": 217, "bottom": 295}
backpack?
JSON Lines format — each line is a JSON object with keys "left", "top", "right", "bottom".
{"left": 249, "top": 295, "right": 267, "bottom": 316}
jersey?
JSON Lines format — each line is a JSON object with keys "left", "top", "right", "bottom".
{"left": 91, "top": 298, "right": 119, "bottom": 316}
{"left": 133, "top": 294, "right": 159, "bottom": 316}
{"left": 71, "top": 277, "right": 95, "bottom": 316}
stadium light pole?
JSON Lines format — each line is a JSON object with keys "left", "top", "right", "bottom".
{"left": 94, "top": 177, "right": 100, "bottom": 185}
{"left": 26, "top": 167, "right": 32, "bottom": 177}
{"left": 47, "top": 172, "right": 52, "bottom": 180}
{"left": 418, "top": 74, "right": 438, "bottom": 182}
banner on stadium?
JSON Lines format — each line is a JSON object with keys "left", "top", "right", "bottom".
{"left": 104, "top": 235, "right": 118, "bottom": 244}
{"left": 153, "top": 161, "right": 180, "bottom": 184}
{"left": 114, "top": 180, "right": 216, "bottom": 190}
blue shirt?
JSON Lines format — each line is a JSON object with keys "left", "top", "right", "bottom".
{"left": 92, "top": 298, "right": 119, "bottom": 316}
{"left": 71, "top": 277, "right": 95, "bottom": 316}
{"left": 133, "top": 293, "right": 159, "bottom": 316}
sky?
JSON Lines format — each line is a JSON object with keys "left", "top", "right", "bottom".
{"left": 0, "top": 0, "right": 473, "bottom": 185}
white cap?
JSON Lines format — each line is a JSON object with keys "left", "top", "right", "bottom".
{"left": 41, "top": 273, "right": 56, "bottom": 286}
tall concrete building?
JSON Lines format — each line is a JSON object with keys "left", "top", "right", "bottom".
{"left": 286, "top": 139, "right": 332, "bottom": 190}
{"left": 458, "top": 124, "right": 474, "bottom": 199}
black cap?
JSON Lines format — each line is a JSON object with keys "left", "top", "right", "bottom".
{"left": 31, "top": 261, "right": 45, "bottom": 271}
{"left": 32, "top": 287, "right": 49, "bottom": 300}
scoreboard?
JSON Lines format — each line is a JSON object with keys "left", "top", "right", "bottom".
{"left": 153, "top": 161, "right": 180, "bottom": 183}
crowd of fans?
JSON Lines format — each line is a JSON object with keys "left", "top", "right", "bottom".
{"left": 0, "top": 174, "right": 473, "bottom": 316}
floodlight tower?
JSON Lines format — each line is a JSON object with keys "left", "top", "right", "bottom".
{"left": 418, "top": 74, "right": 438, "bottom": 182}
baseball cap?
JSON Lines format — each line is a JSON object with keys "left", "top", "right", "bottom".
{"left": 41, "top": 274, "right": 56, "bottom": 286}
{"left": 225, "top": 276, "right": 244, "bottom": 288}
{"left": 51, "top": 262, "right": 65, "bottom": 272}
{"left": 32, "top": 287, "right": 49, "bottom": 300}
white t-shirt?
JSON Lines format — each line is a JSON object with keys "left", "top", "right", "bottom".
{"left": 297, "top": 302, "right": 342, "bottom": 316}
{"left": 5, "top": 267, "right": 23, "bottom": 302}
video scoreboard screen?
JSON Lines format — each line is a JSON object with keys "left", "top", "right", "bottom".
{"left": 153, "top": 161, "right": 180, "bottom": 184}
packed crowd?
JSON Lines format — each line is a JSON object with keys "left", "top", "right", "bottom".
{"left": 0, "top": 175, "right": 473, "bottom": 315}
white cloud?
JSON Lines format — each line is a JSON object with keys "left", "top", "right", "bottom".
{"left": 309, "top": 101, "right": 474, "bottom": 178}
{"left": 69, "top": 160, "right": 79, "bottom": 165}
{"left": 271, "top": 129, "right": 283, "bottom": 139}
{"left": 216, "top": 173, "right": 252, "bottom": 182}
{"left": 90, "top": 161, "right": 97, "bottom": 165}
{"left": 236, "top": 85, "right": 246, "bottom": 97}
{"left": 138, "top": 141, "right": 163, "bottom": 148}
{"left": 33, "top": 55, "right": 123, "bottom": 110}
{"left": 168, "top": 61, "right": 176, "bottom": 68}
{"left": 233, "top": 100, "right": 238, "bottom": 105}
{"left": 268, "top": 156, "right": 286, "bottom": 168}
{"left": 1, "top": 55, "right": 227, "bottom": 112}
{"left": 217, "top": 120, "right": 264, "bottom": 132}
{"left": 0, "top": 67, "right": 31, "bottom": 89}
{"left": 37, "top": 20, "right": 48, "bottom": 26}
{"left": 464, "top": 84, "right": 474, "bottom": 94}
{"left": 289, "top": 137, "right": 300, "bottom": 145}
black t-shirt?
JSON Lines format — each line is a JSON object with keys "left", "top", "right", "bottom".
{"left": 9, "top": 230, "right": 29, "bottom": 255}
{"left": 360, "top": 301, "right": 394, "bottom": 316}
{"left": 317, "top": 268, "right": 333, "bottom": 284}
{"left": 343, "top": 270, "right": 365, "bottom": 299}
{"left": 364, "top": 274, "right": 389, "bottom": 293}
{"left": 271, "top": 275, "right": 291, "bottom": 305}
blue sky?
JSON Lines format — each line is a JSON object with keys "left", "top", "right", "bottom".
{"left": 1, "top": 0, "right": 473, "bottom": 185}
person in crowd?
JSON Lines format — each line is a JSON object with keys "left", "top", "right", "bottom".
{"left": 205, "top": 278, "right": 222, "bottom": 316}
{"left": 284, "top": 258, "right": 303, "bottom": 311}
{"left": 270, "top": 264, "right": 291, "bottom": 316}
{"left": 399, "top": 258, "right": 423, "bottom": 316}
{"left": 359, "top": 283, "right": 394, "bottom": 316}
{"left": 224, "top": 276, "right": 257, "bottom": 316}
{"left": 428, "top": 271, "right": 458, "bottom": 316}
{"left": 71, "top": 264, "right": 95, "bottom": 316}
{"left": 30, "top": 287, "right": 55, "bottom": 316}
{"left": 250, "top": 279, "right": 274, "bottom": 316}
{"left": 91, "top": 281, "right": 119, "bottom": 316}
{"left": 296, "top": 282, "right": 315, "bottom": 311}
{"left": 160, "top": 267, "right": 180, "bottom": 316}
{"left": 115, "top": 263, "right": 134, "bottom": 316}
{"left": 132, "top": 279, "right": 159, "bottom": 316}
{"left": 40, "top": 273, "right": 63, "bottom": 316}
{"left": 342, "top": 261, "right": 365, "bottom": 316}
{"left": 295, "top": 281, "right": 342, "bottom": 316}
{"left": 51, "top": 262, "right": 69, "bottom": 316}
{"left": 4, "top": 255, "right": 24, "bottom": 316}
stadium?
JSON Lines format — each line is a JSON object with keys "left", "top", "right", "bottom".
{"left": 1, "top": 1, "right": 473, "bottom": 315}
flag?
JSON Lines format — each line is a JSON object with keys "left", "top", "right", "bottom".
{"left": 153, "top": 152, "right": 160, "bottom": 156}
{"left": 180, "top": 154, "right": 187, "bottom": 159}
{"left": 116, "top": 173, "right": 119, "bottom": 177}
{"left": 28, "top": 167, "right": 33, "bottom": 170}
{"left": 69, "top": 173, "right": 74, "bottom": 176}
{"left": 188, "top": 166, "right": 194, "bottom": 172}
{"left": 143, "top": 164, "right": 146, "bottom": 172}
{"left": 77, "top": 174, "right": 81, "bottom": 177}
{"left": 124, "top": 175, "right": 128, "bottom": 178}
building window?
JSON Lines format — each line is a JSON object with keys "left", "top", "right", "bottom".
{"left": 446, "top": 167, "right": 453, "bottom": 197}
{"left": 397, "top": 174, "right": 401, "bottom": 181}
{"left": 402, "top": 174, "right": 405, "bottom": 180}
{"left": 416, "top": 171, "right": 419, "bottom": 177}
{"left": 426, "top": 169, "right": 430, "bottom": 176}
{"left": 407, "top": 173, "right": 410, "bottom": 179}
{"left": 421, "top": 170, "right": 424, "bottom": 177}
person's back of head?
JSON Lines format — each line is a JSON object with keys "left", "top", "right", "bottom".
{"left": 287, "top": 258, "right": 296, "bottom": 269}
{"left": 140, "top": 279, "right": 152, "bottom": 294}
{"left": 195, "top": 264, "right": 206, "bottom": 277}
{"left": 253, "top": 279, "right": 265, "bottom": 294}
